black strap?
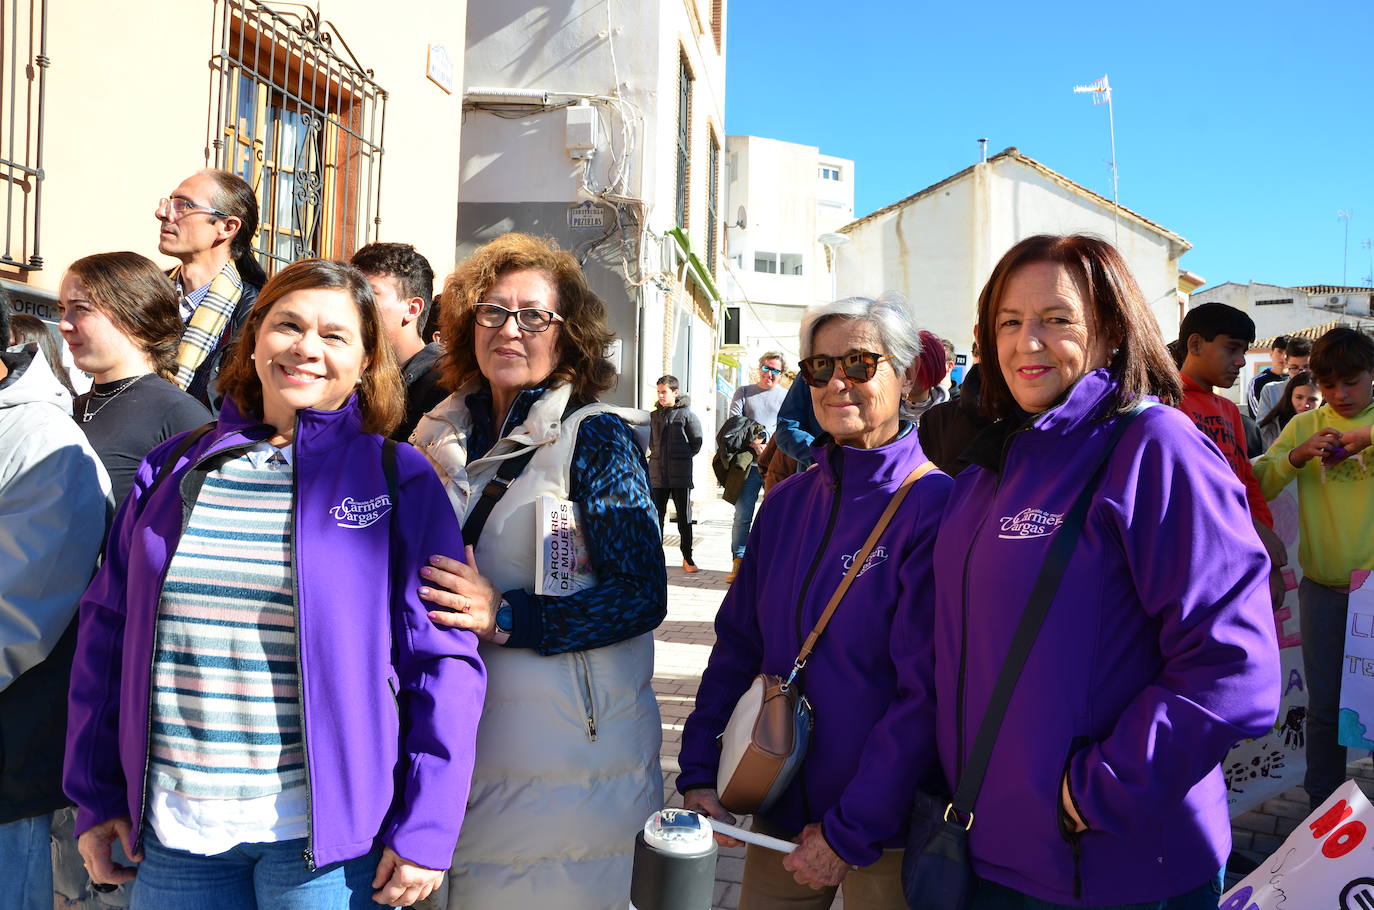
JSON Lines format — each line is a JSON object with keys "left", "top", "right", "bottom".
{"left": 461, "top": 447, "right": 538, "bottom": 547}
{"left": 460, "top": 395, "right": 594, "bottom": 548}
{"left": 382, "top": 438, "right": 400, "bottom": 510}
{"left": 951, "top": 403, "right": 1150, "bottom": 817}
{"left": 146, "top": 422, "right": 216, "bottom": 502}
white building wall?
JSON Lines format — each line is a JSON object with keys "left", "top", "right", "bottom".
{"left": 460, "top": 0, "right": 724, "bottom": 394}
{"left": 724, "top": 136, "right": 854, "bottom": 367}
{"left": 836, "top": 155, "right": 1187, "bottom": 367}
{"left": 459, "top": 0, "right": 725, "bottom": 491}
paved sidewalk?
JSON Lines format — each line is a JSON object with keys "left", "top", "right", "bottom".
{"left": 653, "top": 495, "right": 1374, "bottom": 907}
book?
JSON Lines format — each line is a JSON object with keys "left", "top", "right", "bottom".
{"left": 534, "top": 494, "right": 597, "bottom": 596}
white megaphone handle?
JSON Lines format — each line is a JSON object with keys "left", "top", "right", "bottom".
{"left": 707, "top": 819, "right": 797, "bottom": 854}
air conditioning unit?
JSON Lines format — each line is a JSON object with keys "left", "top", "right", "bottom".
{"left": 1324, "top": 295, "right": 1344, "bottom": 309}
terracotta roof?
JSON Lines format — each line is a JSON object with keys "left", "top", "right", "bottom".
{"left": 1293, "top": 285, "right": 1374, "bottom": 296}
{"left": 1254, "top": 317, "right": 1374, "bottom": 348}
{"left": 838, "top": 147, "right": 1190, "bottom": 252}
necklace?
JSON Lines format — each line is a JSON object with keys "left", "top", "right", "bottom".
{"left": 81, "top": 374, "right": 145, "bottom": 423}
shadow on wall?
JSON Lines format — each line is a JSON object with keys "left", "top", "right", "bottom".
{"left": 466, "top": 0, "right": 616, "bottom": 89}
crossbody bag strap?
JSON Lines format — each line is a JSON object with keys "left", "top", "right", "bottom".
{"left": 785, "top": 459, "right": 937, "bottom": 687}
{"left": 145, "top": 421, "right": 217, "bottom": 503}
{"left": 382, "top": 438, "right": 402, "bottom": 668}
{"left": 461, "top": 446, "right": 537, "bottom": 548}
{"left": 949, "top": 403, "right": 1150, "bottom": 820}
{"left": 461, "top": 395, "right": 598, "bottom": 547}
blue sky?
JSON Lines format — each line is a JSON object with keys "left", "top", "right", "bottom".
{"left": 724, "top": 1, "right": 1374, "bottom": 290}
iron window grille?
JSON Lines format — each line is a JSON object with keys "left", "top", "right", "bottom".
{"left": 206, "top": 0, "right": 385, "bottom": 274}
{"left": 0, "top": 0, "right": 48, "bottom": 271}
{"left": 675, "top": 52, "right": 691, "bottom": 230}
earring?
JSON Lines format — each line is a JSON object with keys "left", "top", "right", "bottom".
{"left": 249, "top": 353, "right": 256, "bottom": 360}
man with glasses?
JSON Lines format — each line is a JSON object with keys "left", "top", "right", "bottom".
{"left": 725, "top": 351, "right": 788, "bottom": 580}
{"left": 155, "top": 169, "right": 264, "bottom": 407}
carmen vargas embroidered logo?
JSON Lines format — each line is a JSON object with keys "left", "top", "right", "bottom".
{"left": 329, "top": 495, "right": 392, "bottom": 529}
{"left": 998, "top": 508, "right": 1064, "bottom": 539}
{"left": 841, "top": 545, "right": 889, "bottom": 578}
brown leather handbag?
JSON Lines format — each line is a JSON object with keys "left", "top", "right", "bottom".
{"left": 715, "top": 460, "right": 936, "bottom": 814}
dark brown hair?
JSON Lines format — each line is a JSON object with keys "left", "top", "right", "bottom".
{"left": 350, "top": 242, "right": 436, "bottom": 328}
{"left": 1310, "top": 327, "right": 1374, "bottom": 384}
{"left": 66, "top": 252, "right": 182, "bottom": 381}
{"left": 1259, "top": 370, "right": 1316, "bottom": 431}
{"left": 216, "top": 259, "right": 404, "bottom": 436}
{"left": 200, "top": 169, "right": 267, "bottom": 287}
{"left": 974, "top": 234, "right": 1182, "bottom": 419}
{"left": 438, "top": 233, "right": 616, "bottom": 399}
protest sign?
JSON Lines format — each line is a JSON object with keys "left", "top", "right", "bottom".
{"left": 1340, "top": 570, "right": 1374, "bottom": 749}
{"left": 1226, "top": 487, "right": 1309, "bottom": 816}
{"left": 1220, "top": 778, "right": 1374, "bottom": 910}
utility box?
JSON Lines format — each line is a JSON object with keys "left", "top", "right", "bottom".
{"left": 565, "top": 103, "right": 599, "bottom": 159}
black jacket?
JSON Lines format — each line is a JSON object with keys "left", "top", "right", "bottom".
{"left": 394, "top": 342, "right": 449, "bottom": 442}
{"left": 649, "top": 395, "right": 703, "bottom": 488}
{"left": 0, "top": 619, "right": 77, "bottom": 822}
{"left": 917, "top": 363, "right": 993, "bottom": 477}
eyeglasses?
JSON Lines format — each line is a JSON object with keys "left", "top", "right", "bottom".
{"left": 798, "top": 350, "right": 893, "bottom": 388}
{"left": 158, "top": 197, "right": 231, "bottom": 220}
{"left": 759, "top": 365, "right": 783, "bottom": 376}
{"left": 473, "top": 302, "right": 565, "bottom": 333}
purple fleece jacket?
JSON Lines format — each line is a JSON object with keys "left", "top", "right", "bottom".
{"left": 678, "top": 425, "right": 951, "bottom": 865}
{"left": 63, "top": 397, "right": 485, "bottom": 870}
{"left": 933, "top": 370, "right": 1279, "bottom": 905}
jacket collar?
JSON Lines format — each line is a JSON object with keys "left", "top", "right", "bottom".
{"left": 963, "top": 368, "right": 1121, "bottom": 474}
{"left": 211, "top": 393, "right": 365, "bottom": 455}
{"left": 423, "top": 382, "right": 574, "bottom": 465}
{"left": 1179, "top": 371, "right": 1211, "bottom": 395}
{"left": 809, "top": 420, "right": 923, "bottom": 486}
{"left": 654, "top": 394, "right": 691, "bottom": 412}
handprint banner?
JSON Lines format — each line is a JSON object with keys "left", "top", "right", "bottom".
{"left": 1221, "top": 778, "right": 1374, "bottom": 910}
{"left": 1225, "top": 487, "right": 1310, "bottom": 816}
{"left": 1339, "top": 570, "right": 1374, "bottom": 749}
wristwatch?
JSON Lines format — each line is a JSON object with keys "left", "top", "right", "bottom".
{"left": 492, "top": 599, "right": 513, "bottom": 646}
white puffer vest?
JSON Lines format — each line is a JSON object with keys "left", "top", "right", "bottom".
{"left": 412, "top": 384, "right": 663, "bottom": 910}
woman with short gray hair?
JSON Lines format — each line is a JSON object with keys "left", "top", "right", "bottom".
{"left": 679, "top": 294, "right": 951, "bottom": 908}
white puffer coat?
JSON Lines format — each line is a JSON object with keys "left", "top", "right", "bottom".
{"left": 412, "top": 383, "right": 663, "bottom": 910}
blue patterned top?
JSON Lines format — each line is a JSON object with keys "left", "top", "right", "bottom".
{"left": 466, "top": 385, "right": 667, "bottom": 655}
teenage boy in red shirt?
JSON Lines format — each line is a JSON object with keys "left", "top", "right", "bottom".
{"left": 1174, "top": 302, "right": 1286, "bottom": 603}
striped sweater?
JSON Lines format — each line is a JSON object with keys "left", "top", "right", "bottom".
{"left": 148, "top": 452, "right": 304, "bottom": 800}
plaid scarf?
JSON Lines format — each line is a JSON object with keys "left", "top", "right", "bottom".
{"left": 171, "top": 260, "right": 244, "bottom": 391}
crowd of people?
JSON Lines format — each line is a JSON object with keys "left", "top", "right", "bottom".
{"left": 0, "top": 166, "right": 1372, "bottom": 910}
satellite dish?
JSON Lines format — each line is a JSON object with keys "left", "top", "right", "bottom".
{"left": 734, "top": 205, "right": 747, "bottom": 230}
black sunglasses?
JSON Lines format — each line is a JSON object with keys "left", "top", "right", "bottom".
{"left": 798, "top": 350, "right": 893, "bottom": 388}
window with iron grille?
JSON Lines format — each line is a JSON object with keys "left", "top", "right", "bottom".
{"left": 706, "top": 132, "right": 719, "bottom": 276}
{"left": 675, "top": 53, "right": 692, "bottom": 230}
{"left": 0, "top": 0, "right": 48, "bottom": 271}
{"left": 207, "top": 0, "right": 385, "bottom": 274}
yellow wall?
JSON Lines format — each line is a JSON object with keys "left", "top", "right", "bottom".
{"left": 6, "top": 0, "right": 465, "bottom": 295}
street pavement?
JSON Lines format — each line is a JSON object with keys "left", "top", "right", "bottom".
{"left": 653, "top": 495, "right": 1374, "bottom": 908}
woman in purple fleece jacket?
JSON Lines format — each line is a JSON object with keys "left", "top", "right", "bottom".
{"left": 679, "top": 293, "right": 952, "bottom": 909}
{"left": 64, "top": 261, "right": 485, "bottom": 909}
{"left": 935, "top": 235, "right": 1280, "bottom": 909}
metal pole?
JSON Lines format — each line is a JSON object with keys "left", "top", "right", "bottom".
{"left": 1339, "top": 211, "right": 1351, "bottom": 286}
{"left": 1107, "top": 87, "right": 1119, "bottom": 247}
